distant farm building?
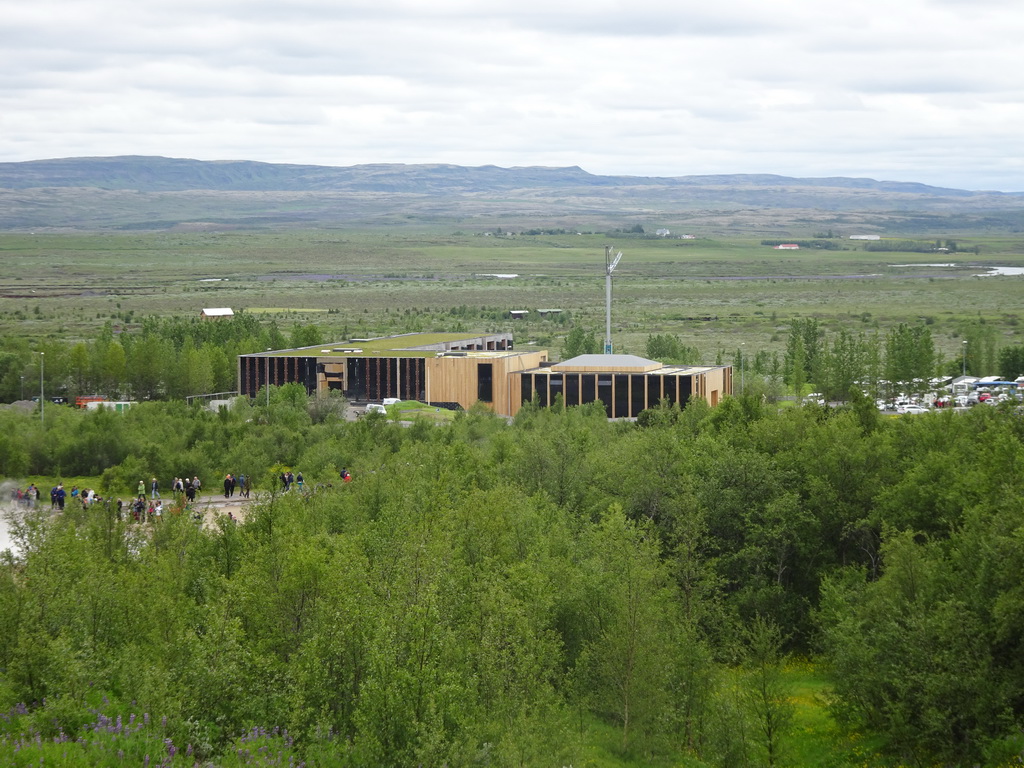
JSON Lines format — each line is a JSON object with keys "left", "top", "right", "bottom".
{"left": 238, "top": 333, "right": 732, "bottom": 419}
{"left": 655, "top": 228, "right": 671, "bottom": 237}
{"left": 201, "top": 307, "right": 234, "bottom": 319}
{"left": 774, "top": 244, "right": 800, "bottom": 250}
{"left": 536, "top": 309, "right": 563, "bottom": 317}
{"left": 509, "top": 310, "right": 529, "bottom": 320}
{"left": 849, "top": 235, "right": 881, "bottom": 241}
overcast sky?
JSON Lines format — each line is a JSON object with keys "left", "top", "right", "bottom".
{"left": 2, "top": 0, "right": 1022, "bottom": 191}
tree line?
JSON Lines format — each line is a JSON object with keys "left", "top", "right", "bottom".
{"left": 0, "top": 315, "right": 324, "bottom": 403}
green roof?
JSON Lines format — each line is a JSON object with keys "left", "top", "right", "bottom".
{"left": 260, "top": 333, "right": 513, "bottom": 359}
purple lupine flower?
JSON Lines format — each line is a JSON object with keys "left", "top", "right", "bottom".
{"left": 165, "top": 738, "right": 176, "bottom": 758}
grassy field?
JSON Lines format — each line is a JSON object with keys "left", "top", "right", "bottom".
{"left": 2, "top": 229, "right": 1023, "bottom": 363}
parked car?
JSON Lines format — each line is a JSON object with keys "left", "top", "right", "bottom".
{"left": 897, "top": 404, "right": 930, "bottom": 415}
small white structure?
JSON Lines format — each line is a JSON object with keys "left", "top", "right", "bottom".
{"left": 509, "top": 310, "right": 529, "bottom": 319}
{"left": 201, "top": 307, "right": 234, "bottom": 319}
{"left": 951, "top": 376, "right": 979, "bottom": 395}
{"left": 655, "top": 228, "right": 671, "bottom": 237}
{"left": 850, "top": 235, "right": 881, "bottom": 240}
{"left": 85, "top": 400, "right": 136, "bottom": 412}
{"left": 774, "top": 244, "right": 800, "bottom": 250}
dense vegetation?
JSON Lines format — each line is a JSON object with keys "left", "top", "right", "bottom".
{"left": 3, "top": 392, "right": 1024, "bottom": 766}
{"left": 0, "top": 315, "right": 322, "bottom": 403}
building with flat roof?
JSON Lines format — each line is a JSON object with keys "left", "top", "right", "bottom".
{"left": 238, "top": 333, "right": 732, "bottom": 418}
{"left": 238, "top": 332, "right": 546, "bottom": 413}
{"left": 510, "top": 354, "right": 730, "bottom": 418}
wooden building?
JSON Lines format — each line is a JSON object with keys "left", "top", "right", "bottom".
{"left": 509, "top": 354, "right": 731, "bottom": 418}
{"left": 238, "top": 335, "right": 731, "bottom": 419}
{"left": 238, "top": 332, "right": 547, "bottom": 414}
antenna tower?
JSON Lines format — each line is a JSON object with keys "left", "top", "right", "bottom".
{"left": 604, "top": 245, "right": 623, "bottom": 354}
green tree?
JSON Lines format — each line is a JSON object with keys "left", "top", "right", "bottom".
{"left": 997, "top": 344, "right": 1024, "bottom": 380}
{"left": 741, "top": 616, "right": 793, "bottom": 768}
{"left": 576, "top": 508, "right": 678, "bottom": 753}
{"left": 562, "top": 325, "right": 599, "bottom": 359}
{"left": 645, "top": 333, "right": 700, "bottom": 364}
{"left": 884, "top": 323, "right": 934, "bottom": 396}
{"left": 290, "top": 323, "right": 323, "bottom": 348}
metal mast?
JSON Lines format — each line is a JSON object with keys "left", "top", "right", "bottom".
{"left": 604, "top": 245, "right": 623, "bottom": 354}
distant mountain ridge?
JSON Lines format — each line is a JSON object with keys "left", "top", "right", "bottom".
{"left": 0, "top": 155, "right": 1000, "bottom": 197}
{"left": 1, "top": 156, "right": 1023, "bottom": 231}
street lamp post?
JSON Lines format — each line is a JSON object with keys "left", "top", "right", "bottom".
{"left": 962, "top": 340, "right": 967, "bottom": 378}
{"left": 20, "top": 375, "right": 24, "bottom": 400}
{"left": 266, "top": 349, "right": 272, "bottom": 407}
{"left": 740, "top": 343, "right": 745, "bottom": 397}
{"left": 39, "top": 352, "right": 44, "bottom": 424}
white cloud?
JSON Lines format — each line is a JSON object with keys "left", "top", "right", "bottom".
{"left": 0, "top": 0, "right": 1022, "bottom": 190}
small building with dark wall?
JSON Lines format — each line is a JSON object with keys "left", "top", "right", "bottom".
{"left": 510, "top": 354, "right": 731, "bottom": 418}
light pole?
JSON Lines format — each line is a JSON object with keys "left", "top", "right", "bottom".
{"left": 740, "top": 343, "right": 745, "bottom": 397}
{"left": 20, "top": 375, "right": 24, "bottom": 400}
{"left": 961, "top": 340, "right": 967, "bottom": 378}
{"left": 39, "top": 352, "right": 44, "bottom": 424}
{"left": 266, "top": 349, "right": 271, "bottom": 407}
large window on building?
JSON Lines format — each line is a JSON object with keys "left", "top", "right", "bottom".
{"left": 664, "top": 376, "right": 679, "bottom": 406}
{"left": 630, "top": 375, "right": 646, "bottom": 416}
{"left": 548, "top": 373, "right": 564, "bottom": 407}
{"left": 520, "top": 374, "right": 533, "bottom": 406}
{"left": 614, "top": 375, "right": 629, "bottom": 418}
{"left": 582, "top": 374, "right": 597, "bottom": 404}
{"left": 597, "top": 375, "right": 613, "bottom": 416}
{"left": 565, "top": 374, "right": 580, "bottom": 407}
{"left": 647, "top": 376, "right": 662, "bottom": 409}
{"left": 679, "top": 375, "right": 694, "bottom": 408}
{"left": 477, "top": 363, "right": 493, "bottom": 402}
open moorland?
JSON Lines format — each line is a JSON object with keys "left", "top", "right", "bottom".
{"left": 1, "top": 228, "right": 1023, "bottom": 366}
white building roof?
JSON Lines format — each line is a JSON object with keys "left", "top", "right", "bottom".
{"left": 552, "top": 354, "right": 663, "bottom": 372}
{"left": 201, "top": 307, "right": 234, "bottom": 317}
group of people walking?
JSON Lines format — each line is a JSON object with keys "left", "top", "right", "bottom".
{"left": 13, "top": 467, "right": 344, "bottom": 523}
{"left": 223, "top": 473, "right": 250, "bottom": 498}
{"left": 9, "top": 484, "right": 40, "bottom": 507}
{"left": 279, "top": 470, "right": 303, "bottom": 492}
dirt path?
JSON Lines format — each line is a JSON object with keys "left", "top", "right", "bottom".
{"left": 187, "top": 492, "right": 257, "bottom": 527}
